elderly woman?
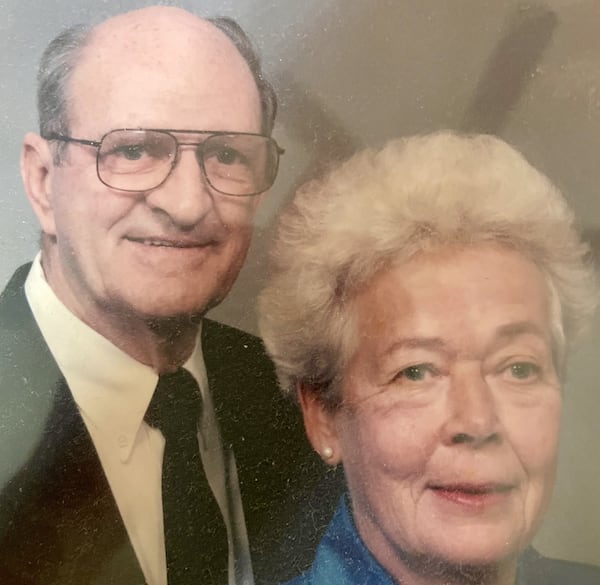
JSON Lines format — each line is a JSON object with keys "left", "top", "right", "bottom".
{"left": 258, "top": 132, "right": 600, "bottom": 585}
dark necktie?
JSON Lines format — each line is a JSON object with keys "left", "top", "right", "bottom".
{"left": 145, "top": 368, "right": 229, "bottom": 585}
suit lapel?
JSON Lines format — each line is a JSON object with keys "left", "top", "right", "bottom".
{"left": 0, "top": 265, "right": 145, "bottom": 585}
{"left": 202, "top": 318, "right": 342, "bottom": 584}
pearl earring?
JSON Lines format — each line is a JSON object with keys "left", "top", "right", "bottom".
{"left": 322, "top": 447, "right": 334, "bottom": 459}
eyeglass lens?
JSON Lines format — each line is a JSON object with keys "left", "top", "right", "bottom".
{"left": 97, "top": 130, "right": 279, "bottom": 195}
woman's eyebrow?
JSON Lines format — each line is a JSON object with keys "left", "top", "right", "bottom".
{"left": 494, "top": 321, "right": 547, "bottom": 341}
{"left": 382, "top": 337, "right": 447, "bottom": 357}
{"left": 381, "top": 324, "right": 548, "bottom": 360}
{"left": 482, "top": 321, "right": 552, "bottom": 358}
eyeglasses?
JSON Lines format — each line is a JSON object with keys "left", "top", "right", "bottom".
{"left": 44, "top": 128, "right": 285, "bottom": 196}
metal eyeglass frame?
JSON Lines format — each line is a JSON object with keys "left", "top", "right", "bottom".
{"left": 44, "top": 128, "right": 285, "bottom": 196}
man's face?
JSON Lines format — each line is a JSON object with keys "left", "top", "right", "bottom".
{"left": 38, "top": 19, "right": 263, "bottom": 324}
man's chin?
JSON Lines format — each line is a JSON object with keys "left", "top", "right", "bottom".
{"left": 101, "top": 275, "right": 235, "bottom": 325}
{"left": 140, "top": 302, "right": 212, "bottom": 324}
{"left": 144, "top": 311, "right": 205, "bottom": 333}
{"left": 108, "top": 293, "right": 219, "bottom": 325}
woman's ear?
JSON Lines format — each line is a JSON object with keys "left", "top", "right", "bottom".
{"left": 21, "top": 132, "right": 57, "bottom": 236}
{"left": 298, "top": 382, "right": 343, "bottom": 465}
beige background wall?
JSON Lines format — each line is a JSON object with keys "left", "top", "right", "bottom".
{"left": 1, "top": 0, "right": 599, "bottom": 565}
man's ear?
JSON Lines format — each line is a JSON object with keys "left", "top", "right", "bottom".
{"left": 20, "top": 132, "right": 57, "bottom": 236}
{"left": 298, "top": 382, "right": 343, "bottom": 466}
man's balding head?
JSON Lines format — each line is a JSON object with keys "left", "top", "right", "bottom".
{"left": 38, "top": 6, "right": 277, "bottom": 145}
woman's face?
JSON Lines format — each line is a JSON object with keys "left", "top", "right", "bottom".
{"left": 303, "top": 244, "right": 561, "bottom": 576}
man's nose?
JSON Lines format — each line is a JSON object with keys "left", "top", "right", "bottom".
{"left": 440, "top": 362, "right": 501, "bottom": 448}
{"left": 144, "top": 149, "right": 214, "bottom": 227}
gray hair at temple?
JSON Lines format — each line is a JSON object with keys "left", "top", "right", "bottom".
{"left": 208, "top": 17, "right": 277, "bottom": 135}
{"left": 37, "top": 24, "right": 90, "bottom": 143}
{"left": 258, "top": 131, "right": 598, "bottom": 409}
{"left": 36, "top": 15, "right": 277, "bottom": 161}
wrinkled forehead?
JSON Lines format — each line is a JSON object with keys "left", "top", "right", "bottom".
{"left": 66, "top": 10, "right": 260, "bottom": 131}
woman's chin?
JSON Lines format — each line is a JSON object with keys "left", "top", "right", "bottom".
{"left": 418, "top": 533, "right": 522, "bottom": 569}
{"left": 408, "top": 499, "right": 532, "bottom": 568}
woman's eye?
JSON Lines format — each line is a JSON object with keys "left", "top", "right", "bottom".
{"left": 396, "top": 364, "right": 435, "bottom": 382}
{"left": 507, "top": 361, "right": 541, "bottom": 381}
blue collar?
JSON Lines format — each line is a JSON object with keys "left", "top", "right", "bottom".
{"left": 299, "top": 496, "right": 396, "bottom": 585}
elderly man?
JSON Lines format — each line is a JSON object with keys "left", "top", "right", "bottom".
{"left": 0, "top": 7, "right": 340, "bottom": 585}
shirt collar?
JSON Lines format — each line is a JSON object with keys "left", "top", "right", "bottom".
{"left": 24, "top": 253, "right": 205, "bottom": 461}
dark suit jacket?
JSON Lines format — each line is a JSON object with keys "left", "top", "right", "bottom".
{"left": 0, "top": 264, "right": 343, "bottom": 585}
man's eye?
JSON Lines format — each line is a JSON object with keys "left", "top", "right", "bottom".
{"left": 114, "top": 144, "right": 146, "bottom": 160}
{"left": 214, "top": 147, "right": 244, "bottom": 165}
{"left": 508, "top": 362, "right": 541, "bottom": 381}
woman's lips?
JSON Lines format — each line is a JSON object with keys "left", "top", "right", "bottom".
{"left": 428, "top": 483, "right": 514, "bottom": 508}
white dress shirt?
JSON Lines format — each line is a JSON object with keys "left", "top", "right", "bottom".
{"left": 24, "top": 254, "right": 253, "bottom": 585}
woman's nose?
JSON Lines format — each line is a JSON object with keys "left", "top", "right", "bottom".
{"left": 440, "top": 362, "right": 501, "bottom": 448}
